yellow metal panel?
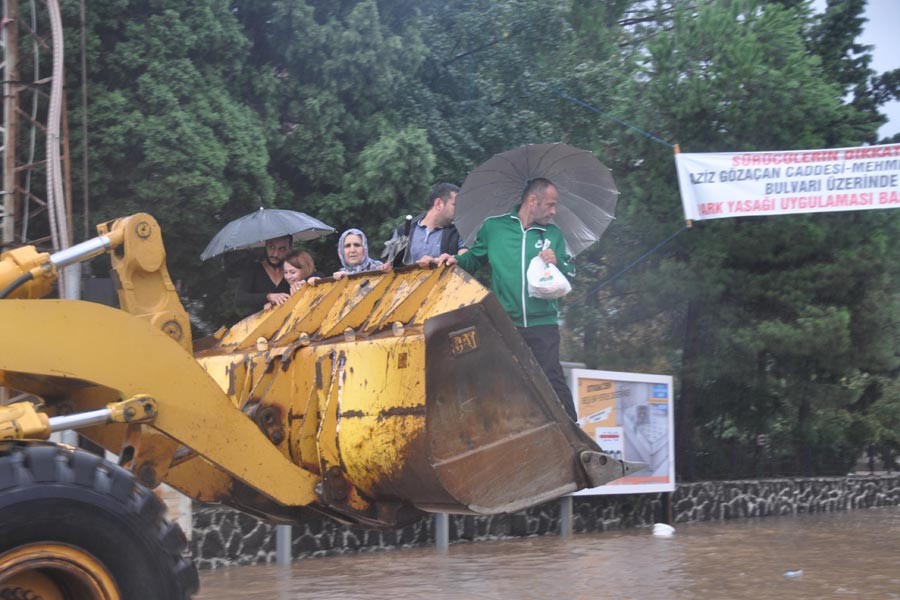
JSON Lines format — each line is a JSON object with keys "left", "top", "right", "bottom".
{"left": 0, "top": 300, "right": 319, "bottom": 507}
{"left": 269, "top": 282, "right": 349, "bottom": 346}
{"left": 215, "top": 310, "right": 265, "bottom": 348}
{"left": 164, "top": 455, "right": 240, "bottom": 503}
{"left": 216, "top": 278, "right": 356, "bottom": 350}
{"left": 312, "top": 334, "right": 427, "bottom": 496}
{"left": 316, "top": 273, "right": 395, "bottom": 338}
{"left": 0, "top": 246, "right": 54, "bottom": 299}
{"left": 362, "top": 267, "right": 442, "bottom": 333}
{"left": 411, "top": 266, "right": 489, "bottom": 324}
{"left": 229, "top": 298, "right": 296, "bottom": 352}
{"left": 286, "top": 346, "right": 322, "bottom": 472}
{"left": 194, "top": 353, "right": 250, "bottom": 400}
{"left": 214, "top": 283, "right": 315, "bottom": 350}
{"left": 314, "top": 348, "right": 344, "bottom": 473}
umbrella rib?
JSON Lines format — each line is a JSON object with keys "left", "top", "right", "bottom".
{"left": 559, "top": 192, "right": 616, "bottom": 223}
{"left": 533, "top": 146, "right": 588, "bottom": 175}
{"left": 493, "top": 152, "right": 531, "bottom": 184}
{"left": 557, "top": 184, "right": 618, "bottom": 213}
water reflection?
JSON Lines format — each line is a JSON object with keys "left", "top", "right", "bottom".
{"left": 198, "top": 507, "right": 900, "bottom": 599}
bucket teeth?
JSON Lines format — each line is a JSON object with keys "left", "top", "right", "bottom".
{"left": 579, "top": 451, "right": 648, "bottom": 488}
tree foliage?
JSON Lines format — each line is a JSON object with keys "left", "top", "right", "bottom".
{"left": 64, "top": 0, "right": 273, "bottom": 316}
{"left": 568, "top": 0, "right": 900, "bottom": 477}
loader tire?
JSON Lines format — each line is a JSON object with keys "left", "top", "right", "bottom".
{"left": 0, "top": 443, "right": 199, "bottom": 599}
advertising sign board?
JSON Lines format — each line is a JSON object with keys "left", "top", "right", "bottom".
{"left": 570, "top": 369, "right": 675, "bottom": 495}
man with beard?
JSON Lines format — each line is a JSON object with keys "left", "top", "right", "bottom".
{"left": 235, "top": 235, "right": 292, "bottom": 316}
{"left": 438, "top": 178, "right": 577, "bottom": 421}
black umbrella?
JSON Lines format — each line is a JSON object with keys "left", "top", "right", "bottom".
{"left": 200, "top": 208, "right": 336, "bottom": 261}
{"left": 455, "top": 143, "right": 618, "bottom": 257}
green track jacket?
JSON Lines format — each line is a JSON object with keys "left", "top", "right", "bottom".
{"left": 456, "top": 208, "right": 574, "bottom": 328}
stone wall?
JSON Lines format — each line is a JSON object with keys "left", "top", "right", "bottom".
{"left": 191, "top": 474, "right": 900, "bottom": 569}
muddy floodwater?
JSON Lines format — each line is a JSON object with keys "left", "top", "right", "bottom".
{"left": 198, "top": 506, "right": 900, "bottom": 599}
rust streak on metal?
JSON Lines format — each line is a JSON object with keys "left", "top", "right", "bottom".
{"left": 378, "top": 405, "right": 426, "bottom": 419}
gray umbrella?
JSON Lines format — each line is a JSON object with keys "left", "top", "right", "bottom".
{"left": 455, "top": 143, "right": 618, "bottom": 257}
{"left": 200, "top": 208, "right": 336, "bottom": 261}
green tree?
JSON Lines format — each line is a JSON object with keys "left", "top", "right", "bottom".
{"left": 567, "top": 0, "right": 900, "bottom": 478}
{"left": 231, "top": 0, "right": 435, "bottom": 273}
{"left": 807, "top": 0, "right": 888, "bottom": 144}
{"left": 65, "top": 0, "right": 272, "bottom": 323}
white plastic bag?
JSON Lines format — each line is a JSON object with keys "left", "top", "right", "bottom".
{"left": 527, "top": 255, "right": 572, "bottom": 299}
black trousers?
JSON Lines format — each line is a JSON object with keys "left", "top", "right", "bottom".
{"left": 518, "top": 324, "right": 577, "bottom": 421}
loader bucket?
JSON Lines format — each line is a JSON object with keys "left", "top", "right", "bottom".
{"left": 320, "top": 289, "right": 628, "bottom": 517}
{"left": 420, "top": 297, "right": 597, "bottom": 513}
{"left": 199, "top": 266, "right": 633, "bottom": 523}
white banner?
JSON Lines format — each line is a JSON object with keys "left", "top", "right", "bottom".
{"left": 675, "top": 143, "right": 900, "bottom": 221}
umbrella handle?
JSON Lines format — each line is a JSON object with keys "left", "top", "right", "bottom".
{"left": 403, "top": 215, "right": 413, "bottom": 237}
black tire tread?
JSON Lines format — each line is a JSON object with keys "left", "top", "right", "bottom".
{"left": 0, "top": 442, "right": 199, "bottom": 599}
{"left": 70, "top": 448, "right": 102, "bottom": 486}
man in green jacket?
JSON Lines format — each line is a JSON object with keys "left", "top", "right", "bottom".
{"left": 445, "top": 178, "right": 577, "bottom": 420}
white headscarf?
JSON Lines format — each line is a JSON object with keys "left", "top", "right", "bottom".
{"left": 337, "top": 228, "right": 384, "bottom": 274}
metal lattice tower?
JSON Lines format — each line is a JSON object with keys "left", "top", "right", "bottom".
{"left": 1, "top": 0, "right": 73, "bottom": 294}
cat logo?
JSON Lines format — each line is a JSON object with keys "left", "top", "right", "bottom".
{"left": 449, "top": 326, "right": 479, "bottom": 357}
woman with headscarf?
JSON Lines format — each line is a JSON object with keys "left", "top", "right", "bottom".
{"left": 334, "top": 228, "right": 391, "bottom": 278}
{"left": 309, "top": 228, "right": 391, "bottom": 285}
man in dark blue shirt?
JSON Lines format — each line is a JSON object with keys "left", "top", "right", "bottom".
{"left": 385, "top": 183, "right": 467, "bottom": 266}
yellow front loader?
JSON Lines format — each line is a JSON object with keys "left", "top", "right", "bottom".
{"left": 0, "top": 214, "right": 637, "bottom": 599}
